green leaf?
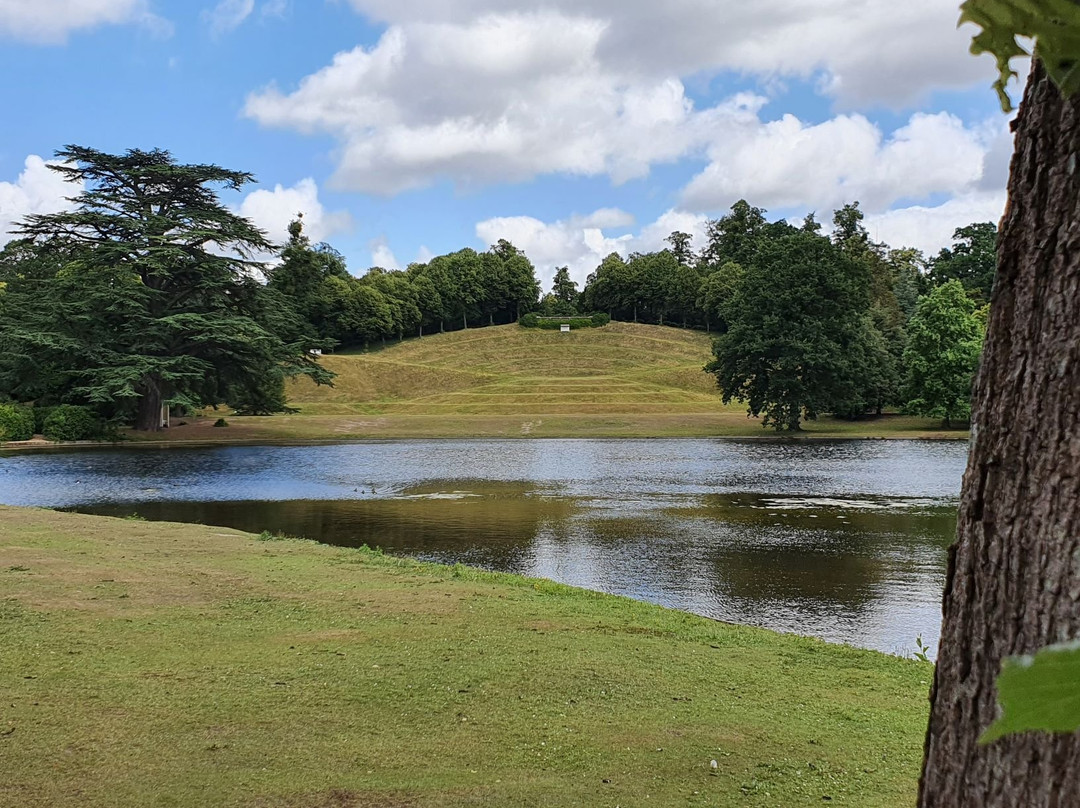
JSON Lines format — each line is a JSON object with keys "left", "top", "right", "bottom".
{"left": 960, "top": 0, "right": 1080, "bottom": 111}
{"left": 981, "top": 640, "right": 1080, "bottom": 743}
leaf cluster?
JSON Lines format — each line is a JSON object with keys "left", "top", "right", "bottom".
{"left": 960, "top": 0, "right": 1080, "bottom": 110}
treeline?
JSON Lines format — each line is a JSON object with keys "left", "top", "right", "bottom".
{"left": 268, "top": 219, "right": 541, "bottom": 348}
{"left": 0, "top": 146, "right": 993, "bottom": 436}
{"left": 557, "top": 201, "right": 993, "bottom": 429}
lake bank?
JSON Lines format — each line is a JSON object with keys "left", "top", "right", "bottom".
{"left": 1, "top": 506, "right": 930, "bottom": 807}
{"left": 0, "top": 410, "right": 969, "bottom": 452}
{"left": 0, "top": 439, "right": 964, "bottom": 657}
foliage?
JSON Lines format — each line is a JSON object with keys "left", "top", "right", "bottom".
{"left": 213, "top": 418, "right": 229, "bottom": 428}
{"left": 32, "top": 405, "right": 56, "bottom": 435}
{"left": 2, "top": 146, "right": 332, "bottom": 431}
{"left": 41, "top": 404, "right": 101, "bottom": 442}
{"left": 0, "top": 403, "right": 35, "bottom": 441}
{"left": 981, "top": 641, "right": 1080, "bottom": 743}
{"left": 959, "top": 0, "right": 1080, "bottom": 110}
{"left": 550, "top": 266, "right": 579, "bottom": 313}
{"left": 902, "top": 280, "right": 985, "bottom": 427}
{"left": 518, "top": 313, "right": 609, "bottom": 329}
{"left": 706, "top": 230, "right": 873, "bottom": 430}
{"left": 928, "top": 222, "right": 998, "bottom": 303}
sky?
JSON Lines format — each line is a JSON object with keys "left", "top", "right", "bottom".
{"left": 0, "top": 0, "right": 1023, "bottom": 290}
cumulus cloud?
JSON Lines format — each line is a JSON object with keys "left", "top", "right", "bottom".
{"left": 682, "top": 111, "right": 998, "bottom": 214}
{"left": 236, "top": 177, "right": 352, "bottom": 247}
{"left": 476, "top": 208, "right": 708, "bottom": 289}
{"left": 0, "top": 0, "right": 170, "bottom": 43}
{"left": 244, "top": 1, "right": 1008, "bottom": 200}
{"left": 864, "top": 192, "right": 1006, "bottom": 257}
{"left": 369, "top": 237, "right": 400, "bottom": 270}
{"left": 342, "top": 0, "right": 987, "bottom": 105}
{"left": 0, "top": 155, "right": 81, "bottom": 246}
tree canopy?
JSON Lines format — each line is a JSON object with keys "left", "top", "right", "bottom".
{"left": 0, "top": 146, "right": 332, "bottom": 430}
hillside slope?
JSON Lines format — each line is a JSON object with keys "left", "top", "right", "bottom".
{"left": 287, "top": 321, "right": 734, "bottom": 416}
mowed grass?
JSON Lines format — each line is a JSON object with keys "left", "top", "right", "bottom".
{"left": 289, "top": 322, "right": 728, "bottom": 415}
{"left": 0, "top": 506, "right": 932, "bottom": 807}
{"left": 112, "top": 322, "right": 965, "bottom": 443}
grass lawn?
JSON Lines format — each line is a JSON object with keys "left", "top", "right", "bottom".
{"left": 1, "top": 507, "right": 932, "bottom": 807}
{"left": 109, "top": 323, "right": 965, "bottom": 445}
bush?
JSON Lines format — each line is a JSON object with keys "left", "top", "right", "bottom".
{"left": 214, "top": 418, "right": 229, "bottom": 428}
{"left": 518, "top": 312, "right": 610, "bottom": 330}
{"left": 33, "top": 406, "right": 57, "bottom": 434}
{"left": 42, "top": 405, "right": 101, "bottom": 442}
{"left": 0, "top": 404, "right": 35, "bottom": 442}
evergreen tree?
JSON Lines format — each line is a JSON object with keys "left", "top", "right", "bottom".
{"left": 5, "top": 146, "right": 331, "bottom": 430}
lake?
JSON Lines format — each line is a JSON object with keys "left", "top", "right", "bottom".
{"left": 0, "top": 438, "right": 967, "bottom": 658}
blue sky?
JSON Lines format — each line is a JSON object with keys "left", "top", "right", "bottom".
{"left": 0, "top": 1, "right": 1021, "bottom": 289}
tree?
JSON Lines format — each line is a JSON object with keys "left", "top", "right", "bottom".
{"left": 7, "top": 146, "right": 331, "bottom": 430}
{"left": 266, "top": 215, "right": 352, "bottom": 341}
{"left": 696, "top": 261, "right": 743, "bottom": 334}
{"left": 705, "top": 230, "right": 871, "bottom": 430}
{"left": 928, "top": 222, "right": 998, "bottom": 303}
{"left": 665, "top": 230, "right": 695, "bottom": 265}
{"left": 918, "top": 6, "right": 1080, "bottom": 803}
{"left": 902, "top": 280, "right": 984, "bottom": 428}
{"left": 550, "top": 266, "right": 579, "bottom": 312}
{"left": 831, "top": 202, "right": 905, "bottom": 416}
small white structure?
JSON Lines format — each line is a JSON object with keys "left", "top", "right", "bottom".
{"left": 309, "top": 348, "right": 323, "bottom": 356}
{"left": 560, "top": 324, "right": 571, "bottom": 333}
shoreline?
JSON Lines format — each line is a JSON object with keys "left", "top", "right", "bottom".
{"left": 1, "top": 413, "right": 970, "bottom": 453}
{"left": 2, "top": 505, "right": 931, "bottom": 806}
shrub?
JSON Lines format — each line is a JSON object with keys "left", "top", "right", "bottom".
{"left": 214, "top": 418, "right": 229, "bottom": 428}
{"left": 42, "top": 405, "right": 101, "bottom": 442}
{"left": 33, "top": 406, "right": 57, "bottom": 434}
{"left": 518, "top": 312, "right": 611, "bottom": 330}
{"left": 0, "top": 404, "right": 35, "bottom": 442}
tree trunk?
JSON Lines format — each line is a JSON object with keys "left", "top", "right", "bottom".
{"left": 462, "top": 312, "right": 467, "bottom": 330}
{"left": 918, "top": 61, "right": 1080, "bottom": 806}
{"left": 134, "top": 376, "right": 164, "bottom": 432}
{"left": 419, "top": 324, "right": 423, "bottom": 338}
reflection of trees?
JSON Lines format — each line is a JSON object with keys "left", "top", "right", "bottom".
{"left": 82, "top": 495, "right": 574, "bottom": 567}
{"left": 707, "top": 538, "right": 884, "bottom": 611}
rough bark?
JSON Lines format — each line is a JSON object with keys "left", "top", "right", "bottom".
{"left": 134, "top": 376, "right": 164, "bottom": 432}
{"left": 918, "top": 61, "right": 1080, "bottom": 806}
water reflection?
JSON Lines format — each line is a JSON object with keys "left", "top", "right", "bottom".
{"left": 0, "top": 439, "right": 965, "bottom": 658}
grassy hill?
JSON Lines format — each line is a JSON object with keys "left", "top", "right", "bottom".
{"left": 287, "top": 321, "right": 731, "bottom": 416}
{"left": 102, "top": 321, "right": 963, "bottom": 443}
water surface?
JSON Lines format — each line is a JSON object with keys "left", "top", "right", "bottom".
{"left": 0, "top": 438, "right": 966, "bottom": 658}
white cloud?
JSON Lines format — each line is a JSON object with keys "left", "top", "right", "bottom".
{"left": 245, "top": 20, "right": 760, "bottom": 195}
{"left": 341, "top": 0, "right": 989, "bottom": 105}
{"left": 476, "top": 208, "right": 708, "bottom": 289}
{"left": 244, "top": 2, "right": 1009, "bottom": 200}
{"left": 203, "top": 0, "right": 254, "bottom": 36}
{"left": 0, "top": 0, "right": 170, "bottom": 43}
{"left": 0, "top": 155, "right": 82, "bottom": 246}
{"left": 682, "top": 111, "right": 997, "bottom": 214}
{"left": 864, "top": 192, "right": 1006, "bottom": 257}
{"left": 236, "top": 177, "right": 352, "bottom": 247}
{"left": 369, "top": 237, "right": 400, "bottom": 270}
